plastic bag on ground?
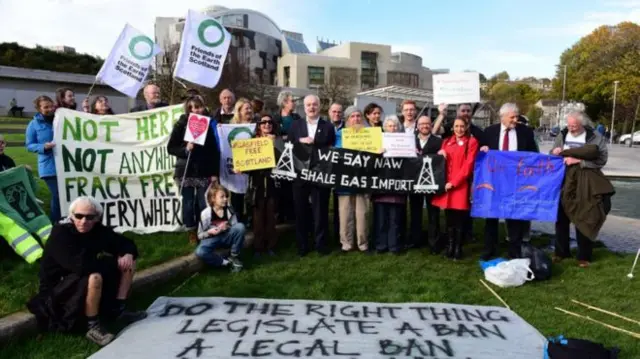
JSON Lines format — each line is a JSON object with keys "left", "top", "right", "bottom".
{"left": 522, "top": 242, "right": 552, "bottom": 281}
{"left": 484, "top": 258, "right": 535, "bottom": 288}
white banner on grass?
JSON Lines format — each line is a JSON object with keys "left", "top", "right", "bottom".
{"left": 96, "top": 23, "right": 161, "bottom": 98}
{"left": 433, "top": 72, "right": 481, "bottom": 105}
{"left": 174, "top": 9, "right": 231, "bottom": 88}
{"left": 218, "top": 124, "right": 256, "bottom": 194}
{"left": 53, "top": 106, "right": 185, "bottom": 234}
{"left": 89, "top": 296, "right": 546, "bottom": 359}
{"left": 383, "top": 132, "right": 417, "bottom": 158}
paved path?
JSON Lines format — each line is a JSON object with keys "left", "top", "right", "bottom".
{"left": 539, "top": 142, "right": 640, "bottom": 178}
{"left": 531, "top": 215, "right": 640, "bottom": 254}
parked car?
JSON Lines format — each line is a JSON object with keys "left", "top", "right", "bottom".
{"left": 618, "top": 131, "right": 640, "bottom": 145}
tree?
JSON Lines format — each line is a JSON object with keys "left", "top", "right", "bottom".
{"left": 552, "top": 22, "right": 640, "bottom": 133}
{"left": 486, "top": 82, "right": 541, "bottom": 115}
{"left": 526, "top": 107, "right": 544, "bottom": 128}
{"left": 0, "top": 42, "right": 103, "bottom": 74}
{"left": 319, "top": 70, "right": 355, "bottom": 112}
{"left": 479, "top": 73, "right": 487, "bottom": 83}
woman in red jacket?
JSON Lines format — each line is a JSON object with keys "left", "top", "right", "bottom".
{"left": 432, "top": 118, "right": 479, "bottom": 260}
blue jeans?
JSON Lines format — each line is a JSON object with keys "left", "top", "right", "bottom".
{"left": 195, "top": 223, "right": 246, "bottom": 266}
{"left": 42, "top": 176, "right": 61, "bottom": 223}
{"left": 182, "top": 186, "right": 207, "bottom": 229}
{"left": 374, "top": 202, "right": 403, "bottom": 252}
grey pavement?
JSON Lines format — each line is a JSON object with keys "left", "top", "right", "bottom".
{"left": 539, "top": 142, "right": 640, "bottom": 177}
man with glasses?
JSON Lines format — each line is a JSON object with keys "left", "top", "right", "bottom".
{"left": 28, "top": 196, "right": 147, "bottom": 347}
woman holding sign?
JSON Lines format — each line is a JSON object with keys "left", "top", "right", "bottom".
{"left": 432, "top": 118, "right": 479, "bottom": 260}
{"left": 236, "top": 113, "right": 280, "bottom": 256}
{"left": 167, "top": 96, "right": 220, "bottom": 244}
{"left": 334, "top": 106, "right": 371, "bottom": 252}
{"left": 228, "top": 98, "right": 255, "bottom": 224}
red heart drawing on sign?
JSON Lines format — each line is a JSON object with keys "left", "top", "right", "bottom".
{"left": 188, "top": 114, "right": 209, "bottom": 139}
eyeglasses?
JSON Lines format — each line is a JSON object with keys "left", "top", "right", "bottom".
{"left": 73, "top": 213, "right": 98, "bottom": 221}
{"left": 260, "top": 121, "right": 274, "bottom": 125}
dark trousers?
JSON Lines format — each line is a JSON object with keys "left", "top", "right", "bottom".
{"left": 292, "top": 182, "right": 330, "bottom": 255}
{"left": 332, "top": 190, "right": 340, "bottom": 242}
{"left": 374, "top": 202, "right": 403, "bottom": 253}
{"left": 277, "top": 181, "right": 295, "bottom": 222}
{"left": 407, "top": 195, "right": 441, "bottom": 248}
{"left": 485, "top": 218, "right": 527, "bottom": 258}
{"left": 230, "top": 192, "right": 245, "bottom": 223}
{"left": 180, "top": 185, "right": 207, "bottom": 229}
{"left": 445, "top": 209, "right": 467, "bottom": 229}
{"left": 253, "top": 195, "right": 277, "bottom": 252}
{"left": 555, "top": 205, "right": 593, "bottom": 261}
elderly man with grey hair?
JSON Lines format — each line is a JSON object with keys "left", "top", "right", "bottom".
{"left": 479, "top": 103, "right": 538, "bottom": 260}
{"left": 550, "top": 110, "right": 613, "bottom": 268}
{"left": 288, "top": 94, "right": 336, "bottom": 256}
{"left": 27, "top": 196, "right": 146, "bottom": 346}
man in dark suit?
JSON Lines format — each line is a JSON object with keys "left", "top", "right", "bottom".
{"left": 409, "top": 115, "right": 443, "bottom": 251}
{"left": 288, "top": 94, "right": 336, "bottom": 256}
{"left": 479, "top": 103, "right": 539, "bottom": 260}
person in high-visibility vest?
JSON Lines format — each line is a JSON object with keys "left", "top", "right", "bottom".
{"left": 0, "top": 166, "right": 52, "bottom": 263}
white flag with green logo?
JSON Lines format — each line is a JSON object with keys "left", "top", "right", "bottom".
{"left": 173, "top": 9, "right": 231, "bottom": 88}
{"left": 96, "top": 23, "right": 161, "bottom": 98}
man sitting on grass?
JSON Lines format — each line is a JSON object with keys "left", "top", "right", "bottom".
{"left": 27, "top": 196, "right": 147, "bottom": 346}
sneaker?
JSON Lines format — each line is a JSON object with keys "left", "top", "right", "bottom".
{"left": 228, "top": 255, "right": 243, "bottom": 272}
{"left": 86, "top": 324, "right": 115, "bottom": 346}
{"left": 116, "top": 310, "right": 148, "bottom": 325}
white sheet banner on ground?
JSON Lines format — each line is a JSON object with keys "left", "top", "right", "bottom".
{"left": 383, "top": 133, "right": 417, "bottom": 158}
{"left": 89, "top": 296, "right": 546, "bottom": 359}
{"left": 96, "top": 23, "right": 161, "bottom": 98}
{"left": 53, "top": 106, "right": 185, "bottom": 234}
{"left": 218, "top": 124, "right": 256, "bottom": 194}
{"left": 174, "top": 9, "right": 231, "bottom": 88}
{"left": 433, "top": 72, "right": 481, "bottom": 105}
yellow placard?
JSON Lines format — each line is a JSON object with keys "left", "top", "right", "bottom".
{"left": 342, "top": 126, "right": 383, "bottom": 153}
{"left": 231, "top": 137, "right": 276, "bottom": 172}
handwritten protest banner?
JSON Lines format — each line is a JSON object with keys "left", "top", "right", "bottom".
{"left": 232, "top": 137, "right": 276, "bottom": 172}
{"left": 382, "top": 132, "right": 417, "bottom": 158}
{"left": 343, "top": 127, "right": 382, "bottom": 154}
{"left": 471, "top": 150, "right": 566, "bottom": 221}
{"left": 218, "top": 124, "right": 256, "bottom": 194}
{"left": 88, "top": 296, "right": 546, "bottom": 359}
{"left": 433, "top": 72, "right": 480, "bottom": 105}
{"left": 272, "top": 142, "right": 445, "bottom": 194}
{"left": 53, "top": 105, "right": 184, "bottom": 233}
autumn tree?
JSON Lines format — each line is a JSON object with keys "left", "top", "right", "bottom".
{"left": 486, "top": 81, "right": 540, "bottom": 115}
{"left": 552, "top": 22, "right": 640, "bottom": 133}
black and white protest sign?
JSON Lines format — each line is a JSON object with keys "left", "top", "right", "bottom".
{"left": 271, "top": 141, "right": 446, "bottom": 195}
{"left": 89, "top": 296, "right": 546, "bottom": 359}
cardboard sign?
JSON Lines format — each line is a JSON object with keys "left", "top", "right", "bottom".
{"left": 184, "top": 113, "right": 211, "bottom": 145}
{"left": 231, "top": 137, "right": 276, "bottom": 172}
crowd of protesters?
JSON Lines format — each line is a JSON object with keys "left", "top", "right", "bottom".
{"left": 7, "top": 83, "right": 613, "bottom": 346}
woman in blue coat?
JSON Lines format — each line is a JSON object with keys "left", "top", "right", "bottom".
{"left": 26, "top": 95, "right": 60, "bottom": 223}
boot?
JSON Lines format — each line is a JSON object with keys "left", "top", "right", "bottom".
{"left": 445, "top": 227, "right": 456, "bottom": 258}
{"left": 453, "top": 229, "right": 464, "bottom": 260}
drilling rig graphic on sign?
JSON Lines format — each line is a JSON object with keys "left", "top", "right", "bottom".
{"left": 271, "top": 142, "right": 297, "bottom": 180}
{"left": 413, "top": 156, "right": 439, "bottom": 193}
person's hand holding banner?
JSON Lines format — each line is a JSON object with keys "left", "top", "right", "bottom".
{"left": 184, "top": 113, "right": 211, "bottom": 145}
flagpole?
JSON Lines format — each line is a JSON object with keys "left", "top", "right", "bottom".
{"left": 169, "top": 80, "right": 176, "bottom": 105}
{"left": 179, "top": 151, "right": 192, "bottom": 194}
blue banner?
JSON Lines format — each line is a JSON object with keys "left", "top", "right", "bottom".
{"left": 471, "top": 150, "right": 565, "bottom": 222}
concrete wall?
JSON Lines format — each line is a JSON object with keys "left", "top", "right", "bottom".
{"left": 0, "top": 78, "right": 135, "bottom": 116}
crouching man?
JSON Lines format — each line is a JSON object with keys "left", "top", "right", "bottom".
{"left": 195, "top": 184, "right": 245, "bottom": 272}
{"left": 27, "top": 196, "right": 147, "bottom": 346}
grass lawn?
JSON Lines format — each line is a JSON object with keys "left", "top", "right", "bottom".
{"left": 0, "top": 142, "right": 639, "bottom": 358}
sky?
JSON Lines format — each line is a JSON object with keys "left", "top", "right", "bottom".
{"left": 0, "top": 0, "right": 638, "bottom": 79}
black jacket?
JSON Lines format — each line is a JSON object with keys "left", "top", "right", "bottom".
{"left": 287, "top": 116, "right": 336, "bottom": 148}
{"left": 212, "top": 107, "right": 234, "bottom": 124}
{"left": 415, "top": 134, "right": 442, "bottom": 155}
{"left": 129, "top": 101, "right": 169, "bottom": 113}
{"left": 0, "top": 153, "right": 16, "bottom": 172}
{"left": 167, "top": 114, "right": 220, "bottom": 179}
{"left": 483, "top": 123, "right": 538, "bottom": 152}
{"left": 272, "top": 112, "right": 302, "bottom": 136}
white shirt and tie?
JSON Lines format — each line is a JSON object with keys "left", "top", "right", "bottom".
{"left": 499, "top": 124, "right": 518, "bottom": 151}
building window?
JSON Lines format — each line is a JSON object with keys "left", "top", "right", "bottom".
{"left": 360, "top": 51, "right": 378, "bottom": 89}
{"left": 329, "top": 67, "right": 357, "bottom": 86}
{"left": 388, "top": 71, "right": 419, "bottom": 88}
{"left": 308, "top": 66, "right": 325, "bottom": 87}
{"left": 284, "top": 66, "right": 290, "bottom": 87}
